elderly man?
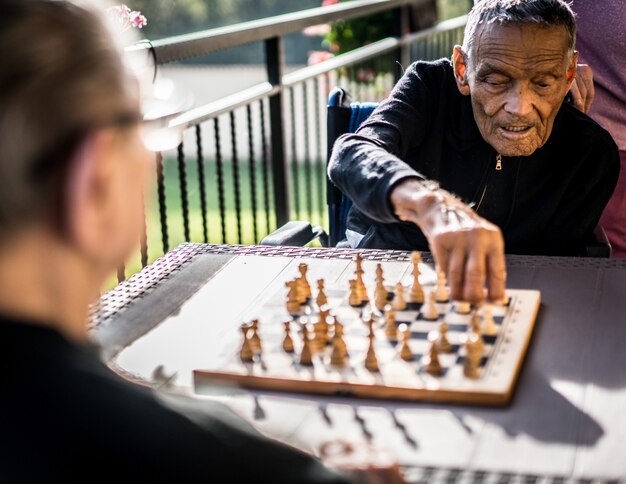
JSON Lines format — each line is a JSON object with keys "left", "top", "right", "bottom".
{"left": 329, "top": 0, "right": 619, "bottom": 303}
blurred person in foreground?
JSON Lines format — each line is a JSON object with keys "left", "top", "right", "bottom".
{"left": 0, "top": 1, "right": 358, "bottom": 482}
{"left": 329, "top": 0, "right": 620, "bottom": 303}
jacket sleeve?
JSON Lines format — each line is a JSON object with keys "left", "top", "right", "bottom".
{"left": 327, "top": 62, "right": 436, "bottom": 224}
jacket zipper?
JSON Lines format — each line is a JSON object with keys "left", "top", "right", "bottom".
{"left": 475, "top": 153, "right": 502, "bottom": 212}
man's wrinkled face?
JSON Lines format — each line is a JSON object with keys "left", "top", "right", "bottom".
{"left": 453, "top": 23, "right": 577, "bottom": 157}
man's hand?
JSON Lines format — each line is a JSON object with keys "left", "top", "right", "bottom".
{"left": 570, "top": 64, "right": 594, "bottom": 113}
{"left": 390, "top": 179, "right": 506, "bottom": 303}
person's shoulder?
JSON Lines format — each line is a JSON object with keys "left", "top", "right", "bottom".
{"left": 406, "top": 57, "right": 453, "bottom": 80}
{"left": 558, "top": 102, "right": 619, "bottom": 153}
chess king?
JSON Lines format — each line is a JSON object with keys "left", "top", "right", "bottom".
{"left": 329, "top": 0, "right": 619, "bottom": 303}
{"left": 0, "top": 1, "right": 356, "bottom": 482}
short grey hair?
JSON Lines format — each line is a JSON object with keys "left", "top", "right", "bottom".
{"left": 463, "top": 0, "right": 577, "bottom": 56}
{"left": 0, "top": 1, "right": 137, "bottom": 236}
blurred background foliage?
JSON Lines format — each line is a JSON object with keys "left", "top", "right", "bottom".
{"left": 127, "top": 0, "right": 472, "bottom": 64}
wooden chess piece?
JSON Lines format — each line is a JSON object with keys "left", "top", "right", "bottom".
{"left": 422, "top": 291, "right": 439, "bottom": 320}
{"left": 285, "top": 279, "right": 301, "bottom": 315}
{"left": 399, "top": 324, "right": 414, "bottom": 361}
{"left": 364, "top": 320, "right": 379, "bottom": 371}
{"left": 249, "top": 319, "right": 262, "bottom": 353}
{"left": 438, "top": 321, "right": 452, "bottom": 353}
{"left": 298, "top": 263, "right": 312, "bottom": 299}
{"left": 239, "top": 324, "right": 254, "bottom": 362}
{"left": 316, "top": 279, "right": 328, "bottom": 308}
{"left": 423, "top": 332, "right": 443, "bottom": 376}
{"left": 299, "top": 325, "right": 313, "bottom": 366}
{"left": 470, "top": 309, "right": 481, "bottom": 334}
{"left": 330, "top": 321, "right": 348, "bottom": 367}
{"left": 391, "top": 282, "right": 407, "bottom": 311}
{"left": 311, "top": 321, "right": 327, "bottom": 352}
{"left": 482, "top": 305, "right": 498, "bottom": 336}
{"left": 333, "top": 319, "right": 348, "bottom": 358}
{"left": 282, "top": 321, "right": 294, "bottom": 353}
{"left": 318, "top": 307, "right": 331, "bottom": 345}
{"left": 384, "top": 305, "right": 397, "bottom": 340}
{"left": 409, "top": 251, "right": 424, "bottom": 304}
{"left": 374, "top": 264, "right": 387, "bottom": 311}
{"left": 348, "top": 279, "right": 361, "bottom": 307}
{"left": 435, "top": 270, "right": 450, "bottom": 303}
{"left": 461, "top": 332, "right": 482, "bottom": 378}
{"left": 454, "top": 300, "right": 471, "bottom": 314}
{"left": 354, "top": 253, "right": 368, "bottom": 303}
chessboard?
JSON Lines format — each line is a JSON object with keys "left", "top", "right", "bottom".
{"left": 194, "top": 253, "right": 541, "bottom": 406}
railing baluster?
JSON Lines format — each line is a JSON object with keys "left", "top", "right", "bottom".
{"left": 195, "top": 125, "right": 209, "bottom": 243}
{"left": 302, "top": 81, "right": 313, "bottom": 222}
{"left": 314, "top": 76, "right": 324, "bottom": 226}
{"left": 265, "top": 36, "right": 290, "bottom": 227}
{"left": 177, "top": 142, "right": 190, "bottom": 241}
{"left": 214, "top": 118, "right": 227, "bottom": 244}
{"left": 289, "top": 86, "right": 300, "bottom": 219}
{"left": 246, "top": 104, "right": 259, "bottom": 243}
{"left": 140, "top": 191, "right": 148, "bottom": 266}
{"left": 117, "top": 265, "right": 125, "bottom": 283}
{"left": 229, "top": 111, "right": 243, "bottom": 244}
{"left": 155, "top": 152, "right": 169, "bottom": 253}
{"left": 259, "top": 99, "right": 272, "bottom": 234}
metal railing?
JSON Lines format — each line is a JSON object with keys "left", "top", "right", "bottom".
{"left": 120, "top": 0, "right": 469, "bottom": 280}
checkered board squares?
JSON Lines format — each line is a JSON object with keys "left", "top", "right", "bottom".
{"left": 194, "top": 283, "right": 540, "bottom": 406}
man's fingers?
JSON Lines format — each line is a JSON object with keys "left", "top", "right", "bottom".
{"left": 569, "top": 80, "right": 584, "bottom": 112}
{"left": 463, "top": 246, "right": 487, "bottom": 303}
{"left": 583, "top": 77, "right": 595, "bottom": 113}
{"left": 486, "top": 246, "right": 507, "bottom": 303}
{"left": 576, "top": 64, "right": 595, "bottom": 113}
{"left": 448, "top": 246, "right": 467, "bottom": 301}
{"left": 430, "top": 238, "right": 450, "bottom": 276}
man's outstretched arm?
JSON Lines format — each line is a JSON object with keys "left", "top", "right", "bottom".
{"left": 390, "top": 179, "right": 506, "bottom": 303}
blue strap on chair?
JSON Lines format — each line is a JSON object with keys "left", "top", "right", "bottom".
{"left": 327, "top": 87, "right": 378, "bottom": 246}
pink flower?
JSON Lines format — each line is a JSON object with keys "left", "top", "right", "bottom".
{"left": 308, "top": 50, "right": 334, "bottom": 65}
{"left": 107, "top": 4, "right": 147, "bottom": 31}
{"left": 303, "top": 24, "right": 331, "bottom": 37}
{"left": 130, "top": 11, "right": 148, "bottom": 29}
{"left": 322, "top": 0, "right": 340, "bottom": 6}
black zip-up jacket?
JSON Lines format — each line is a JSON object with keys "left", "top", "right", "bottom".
{"left": 328, "top": 59, "right": 620, "bottom": 256}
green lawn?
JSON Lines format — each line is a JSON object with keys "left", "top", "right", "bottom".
{"left": 107, "top": 155, "right": 329, "bottom": 289}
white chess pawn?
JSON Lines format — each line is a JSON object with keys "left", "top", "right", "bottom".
{"left": 435, "top": 271, "right": 449, "bottom": 303}
{"left": 454, "top": 300, "right": 471, "bottom": 314}
{"left": 422, "top": 291, "right": 439, "bottom": 320}
{"left": 482, "top": 305, "right": 498, "bottom": 336}
{"left": 391, "top": 282, "right": 407, "bottom": 311}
